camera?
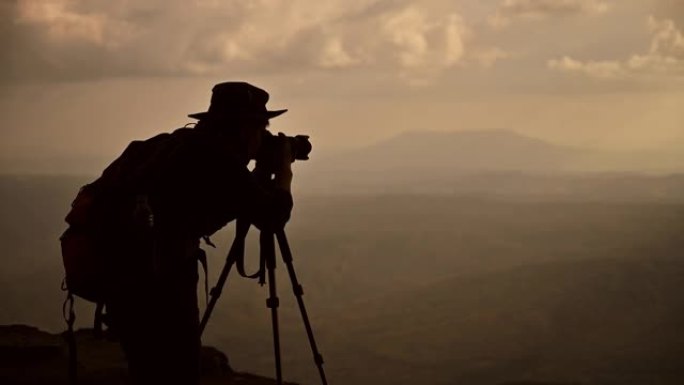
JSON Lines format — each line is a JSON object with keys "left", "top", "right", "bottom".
{"left": 260, "top": 131, "right": 312, "bottom": 162}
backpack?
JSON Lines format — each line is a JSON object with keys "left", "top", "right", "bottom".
{"left": 59, "top": 128, "right": 191, "bottom": 385}
{"left": 59, "top": 126, "right": 224, "bottom": 384}
{"left": 60, "top": 130, "right": 182, "bottom": 303}
{"left": 60, "top": 127, "right": 205, "bottom": 331}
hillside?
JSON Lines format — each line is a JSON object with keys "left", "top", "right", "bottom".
{"left": 1, "top": 175, "right": 683, "bottom": 384}
{"left": 324, "top": 256, "right": 684, "bottom": 385}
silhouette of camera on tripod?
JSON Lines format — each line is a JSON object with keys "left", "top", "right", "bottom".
{"left": 200, "top": 133, "right": 327, "bottom": 385}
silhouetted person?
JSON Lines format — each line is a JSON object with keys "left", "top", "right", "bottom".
{"left": 106, "top": 82, "right": 294, "bottom": 385}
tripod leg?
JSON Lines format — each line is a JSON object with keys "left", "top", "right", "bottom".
{"left": 262, "top": 231, "right": 283, "bottom": 385}
{"left": 275, "top": 230, "right": 328, "bottom": 385}
{"left": 199, "top": 219, "right": 250, "bottom": 336}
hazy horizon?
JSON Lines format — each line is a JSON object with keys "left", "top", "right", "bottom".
{"left": 2, "top": 128, "right": 684, "bottom": 176}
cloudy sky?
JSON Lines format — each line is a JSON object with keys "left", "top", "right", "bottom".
{"left": 1, "top": 0, "right": 683, "bottom": 173}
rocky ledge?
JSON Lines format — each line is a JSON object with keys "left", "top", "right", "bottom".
{"left": 0, "top": 325, "right": 294, "bottom": 385}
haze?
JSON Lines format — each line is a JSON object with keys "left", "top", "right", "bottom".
{"left": 1, "top": 0, "right": 683, "bottom": 174}
{"left": 2, "top": 2, "right": 684, "bottom": 385}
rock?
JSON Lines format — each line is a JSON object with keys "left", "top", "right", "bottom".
{"left": 0, "top": 325, "right": 296, "bottom": 385}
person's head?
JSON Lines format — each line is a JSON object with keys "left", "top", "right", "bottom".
{"left": 189, "top": 82, "right": 287, "bottom": 159}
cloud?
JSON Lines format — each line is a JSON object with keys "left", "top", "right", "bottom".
{"left": 318, "top": 38, "right": 359, "bottom": 69}
{"left": 378, "top": 6, "right": 468, "bottom": 83}
{"left": 2, "top": 0, "right": 480, "bottom": 84}
{"left": 548, "top": 56, "right": 625, "bottom": 79}
{"left": 16, "top": 0, "right": 107, "bottom": 44}
{"left": 655, "top": 0, "right": 684, "bottom": 26}
{"left": 471, "top": 47, "right": 510, "bottom": 68}
{"left": 489, "top": 0, "right": 610, "bottom": 28}
{"left": 548, "top": 16, "right": 684, "bottom": 81}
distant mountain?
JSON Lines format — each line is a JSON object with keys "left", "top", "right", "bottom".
{"left": 297, "top": 130, "right": 575, "bottom": 193}
{"left": 315, "top": 129, "right": 581, "bottom": 173}
{"left": 296, "top": 130, "right": 684, "bottom": 194}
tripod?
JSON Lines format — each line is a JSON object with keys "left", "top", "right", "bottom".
{"left": 199, "top": 218, "right": 328, "bottom": 385}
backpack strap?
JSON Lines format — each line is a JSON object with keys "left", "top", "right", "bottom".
{"left": 93, "top": 302, "right": 105, "bottom": 339}
{"left": 196, "top": 248, "right": 209, "bottom": 305}
{"left": 61, "top": 283, "right": 77, "bottom": 385}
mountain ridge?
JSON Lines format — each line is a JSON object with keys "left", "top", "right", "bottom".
{"left": 319, "top": 129, "right": 581, "bottom": 172}
{"left": 296, "top": 129, "right": 684, "bottom": 195}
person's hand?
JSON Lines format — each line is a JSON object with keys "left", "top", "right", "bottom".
{"left": 273, "top": 133, "right": 293, "bottom": 192}
{"left": 273, "top": 133, "right": 295, "bottom": 169}
{"left": 254, "top": 132, "right": 293, "bottom": 170}
{"left": 253, "top": 132, "right": 293, "bottom": 191}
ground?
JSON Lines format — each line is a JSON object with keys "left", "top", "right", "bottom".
{"left": 0, "top": 324, "right": 296, "bottom": 385}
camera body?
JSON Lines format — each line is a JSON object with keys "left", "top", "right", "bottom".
{"left": 260, "top": 131, "right": 312, "bottom": 162}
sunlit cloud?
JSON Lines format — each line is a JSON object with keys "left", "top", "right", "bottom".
{"left": 548, "top": 56, "right": 625, "bottom": 79}
{"left": 489, "top": 0, "right": 611, "bottom": 28}
{"left": 471, "top": 47, "right": 510, "bottom": 68}
{"left": 16, "top": 0, "right": 136, "bottom": 48}
{"left": 378, "top": 6, "right": 468, "bottom": 84}
{"left": 318, "top": 38, "right": 359, "bottom": 69}
{"left": 17, "top": 0, "right": 106, "bottom": 44}
{"left": 5, "top": 0, "right": 479, "bottom": 85}
{"left": 548, "top": 16, "right": 684, "bottom": 81}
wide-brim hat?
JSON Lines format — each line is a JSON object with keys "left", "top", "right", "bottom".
{"left": 188, "top": 82, "right": 287, "bottom": 120}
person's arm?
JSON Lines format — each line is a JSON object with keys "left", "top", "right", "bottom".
{"left": 272, "top": 153, "right": 293, "bottom": 193}
{"left": 240, "top": 133, "right": 294, "bottom": 230}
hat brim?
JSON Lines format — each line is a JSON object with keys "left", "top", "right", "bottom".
{"left": 188, "top": 109, "right": 287, "bottom": 120}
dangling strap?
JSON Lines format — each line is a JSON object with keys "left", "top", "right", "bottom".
{"left": 202, "top": 235, "right": 216, "bottom": 248}
{"left": 93, "top": 302, "right": 105, "bottom": 339}
{"left": 200, "top": 219, "right": 254, "bottom": 335}
{"left": 62, "top": 286, "right": 77, "bottom": 385}
{"left": 196, "top": 248, "right": 209, "bottom": 304}
{"left": 233, "top": 219, "right": 266, "bottom": 283}
{"left": 200, "top": 237, "right": 217, "bottom": 304}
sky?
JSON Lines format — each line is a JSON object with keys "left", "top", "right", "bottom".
{"left": 1, "top": 0, "right": 683, "bottom": 173}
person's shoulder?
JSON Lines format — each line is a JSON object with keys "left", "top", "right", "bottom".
{"left": 171, "top": 127, "right": 244, "bottom": 167}
{"left": 155, "top": 126, "right": 211, "bottom": 152}
{"left": 167, "top": 127, "right": 198, "bottom": 141}
{"left": 171, "top": 126, "right": 226, "bottom": 143}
